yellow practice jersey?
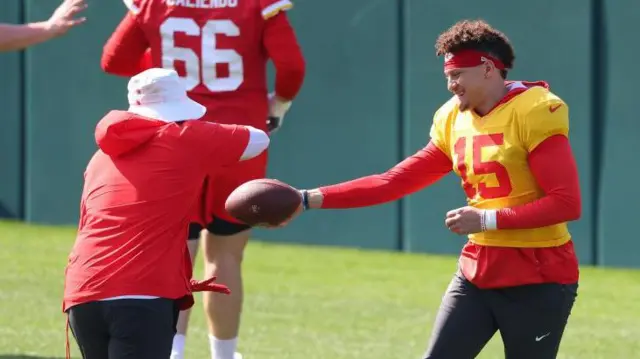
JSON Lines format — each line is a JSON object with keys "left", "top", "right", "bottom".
{"left": 430, "top": 85, "right": 571, "bottom": 248}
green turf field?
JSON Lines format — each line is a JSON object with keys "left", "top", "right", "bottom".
{"left": 1, "top": 220, "right": 639, "bottom": 359}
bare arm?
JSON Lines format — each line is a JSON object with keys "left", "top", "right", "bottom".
{"left": 0, "top": 0, "right": 87, "bottom": 52}
{"left": 0, "top": 23, "right": 55, "bottom": 51}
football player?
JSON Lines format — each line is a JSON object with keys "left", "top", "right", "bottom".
{"left": 288, "top": 19, "right": 581, "bottom": 359}
{"left": 100, "top": 1, "right": 305, "bottom": 358}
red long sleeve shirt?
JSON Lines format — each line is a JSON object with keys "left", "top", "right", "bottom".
{"left": 318, "top": 136, "right": 581, "bottom": 288}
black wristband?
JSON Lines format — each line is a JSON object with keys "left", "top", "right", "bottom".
{"left": 301, "top": 190, "right": 309, "bottom": 210}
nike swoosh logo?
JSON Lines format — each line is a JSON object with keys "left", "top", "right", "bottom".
{"left": 535, "top": 333, "right": 551, "bottom": 342}
{"left": 549, "top": 104, "right": 562, "bottom": 113}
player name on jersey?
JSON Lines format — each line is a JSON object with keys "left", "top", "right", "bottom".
{"left": 165, "top": 0, "right": 238, "bottom": 9}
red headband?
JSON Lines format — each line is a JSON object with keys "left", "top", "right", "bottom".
{"left": 444, "top": 49, "right": 506, "bottom": 71}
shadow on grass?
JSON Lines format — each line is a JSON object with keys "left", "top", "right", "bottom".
{"left": 0, "top": 356, "right": 66, "bottom": 359}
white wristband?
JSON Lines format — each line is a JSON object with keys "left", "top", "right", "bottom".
{"left": 483, "top": 210, "right": 498, "bottom": 231}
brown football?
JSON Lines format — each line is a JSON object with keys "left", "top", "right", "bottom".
{"left": 225, "top": 179, "right": 302, "bottom": 227}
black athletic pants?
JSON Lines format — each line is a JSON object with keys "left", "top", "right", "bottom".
{"left": 423, "top": 272, "right": 578, "bottom": 359}
{"left": 68, "top": 298, "right": 179, "bottom": 359}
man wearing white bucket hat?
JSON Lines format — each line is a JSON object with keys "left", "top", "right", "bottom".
{"left": 62, "top": 68, "right": 270, "bottom": 359}
{"left": 101, "top": 1, "right": 306, "bottom": 358}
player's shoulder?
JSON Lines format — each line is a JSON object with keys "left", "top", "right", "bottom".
{"left": 512, "top": 84, "right": 569, "bottom": 136}
{"left": 512, "top": 85, "right": 567, "bottom": 115}
{"left": 259, "top": 0, "right": 293, "bottom": 20}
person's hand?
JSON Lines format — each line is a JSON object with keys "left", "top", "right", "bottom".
{"left": 46, "top": 0, "right": 88, "bottom": 37}
{"left": 444, "top": 206, "right": 484, "bottom": 235}
{"left": 266, "top": 116, "right": 284, "bottom": 133}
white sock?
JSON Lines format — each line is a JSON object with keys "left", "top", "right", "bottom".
{"left": 170, "top": 334, "right": 186, "bottom": 359}
{"left": 209, "top": 335, "right": 238, "bottom": 359}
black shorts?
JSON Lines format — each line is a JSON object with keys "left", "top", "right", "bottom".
{"left": 188, "top": 219, "right": 251, "bottom": 240}
{"left": 423, "top": 272, "right": 578, "bottom": 359}
{"left": 68, "top": 298, "right": 179, "bottom": 359}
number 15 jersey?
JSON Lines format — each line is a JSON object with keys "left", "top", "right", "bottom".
{"left": 430, "top": 83, "right": 572, "bottom": 248}
{"left": 125, "top": 0, "right": 293, "bottom": 127}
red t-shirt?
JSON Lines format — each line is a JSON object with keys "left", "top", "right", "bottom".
{"left": 62, "top": 111, "right": 250, "bottom": 312}
{"left": 101, "top": 0, "right": 305, "bottom": 129}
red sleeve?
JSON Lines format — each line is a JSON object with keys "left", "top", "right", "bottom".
{"left": 319, "top": 141, "right": 452, "bottom": 209}
{"left": 497, "top": 135, "right": 581, "bottom": 229}
{"left": 263, "top": 13, "right": 305, "bottom": 100}
{"left": 101, "top": 13, "right": 150, "bottom": 77}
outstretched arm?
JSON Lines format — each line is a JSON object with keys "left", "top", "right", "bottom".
{"left": 0, "top": 0, "right": 87, "bottom": 52}
{"left": 305, "top": 141, "right": 453, "bottom": 209}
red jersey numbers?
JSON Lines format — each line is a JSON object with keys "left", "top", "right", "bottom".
{"left": 454, "top": 134, "right": 513, "bottom": 200}
{"left": 160, "top": 17, "right": 243, "bottom": 92}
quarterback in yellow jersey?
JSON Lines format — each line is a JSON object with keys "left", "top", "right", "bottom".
{"left": 285, "top": 20, "right": 582, "bottom": 359}
{"left": 431, "top": 83, "right": 572, "bottom": 248}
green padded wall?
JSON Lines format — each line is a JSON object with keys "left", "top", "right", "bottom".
{"left": 402, "top": 1, "right": 595, "bottom": 263}
{"left": 597, "top": 1, "right": 639, "bottom": 267}
{"left": 0, "top": 0, "right": 23, "bottom": 218}
{"left": 254, "top": 0, "right": 401, "bottom": 249}
{"left": 24, "top": 0, "right": 129, "bottom": 223}
{"left": 16, "top": 0, "right": 619, "bottom": 266}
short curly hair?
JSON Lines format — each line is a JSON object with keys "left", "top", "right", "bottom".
{"left": 435, "top": 19, "right": 515, "bottom": 78}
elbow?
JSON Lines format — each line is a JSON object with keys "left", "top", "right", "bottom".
{"left": 100, "top": 52, "right": 118, "bottom": 75}
{"left": 288, "top": 55, "right": 306, "bottom": 80}
{"left": 290, "top": 56, "right": 306, "bottom": 83}
{"left": 566, "top": 201, "right": 582, "bottom": 222}
{"left": 561, "top": 194, "right": 582, "bottom": 222}
{"left": 100, "top": 50, "right": 135, "bottom": 77}
{"left": 274, "top": 56, "right": 306, "bottom": 99}
{"left": 276, "top": 68, "right": 305, "bottom": 100}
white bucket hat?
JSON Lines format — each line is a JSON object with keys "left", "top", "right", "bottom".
{"left": 127, "top": 68, "right": 206, "bottom": 122}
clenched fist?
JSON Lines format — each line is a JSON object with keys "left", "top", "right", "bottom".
{"left": 445, "top": 206, "right": 485, "bottom": 235}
